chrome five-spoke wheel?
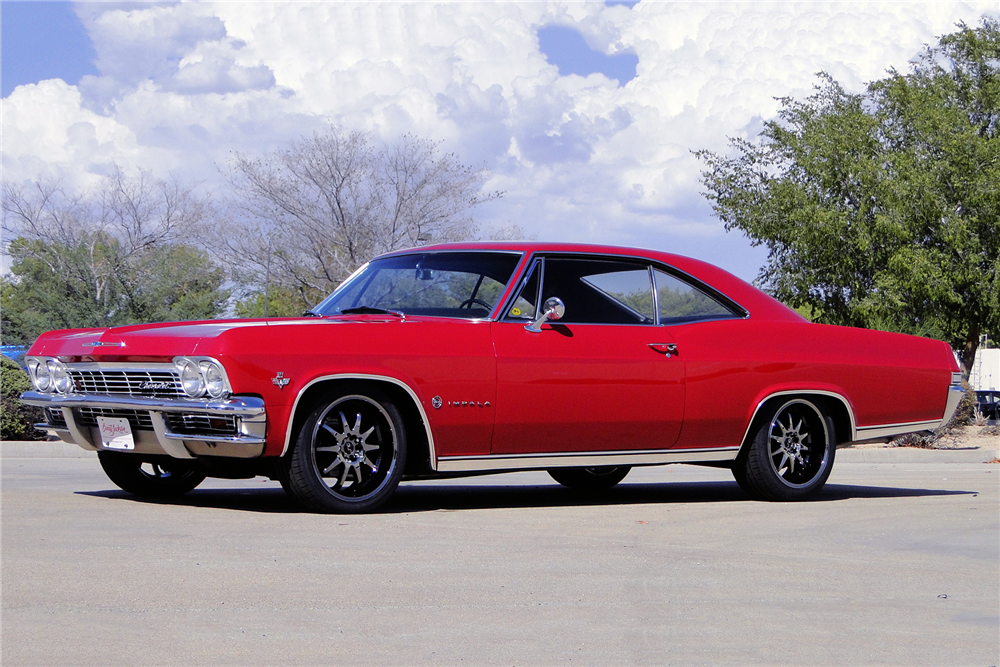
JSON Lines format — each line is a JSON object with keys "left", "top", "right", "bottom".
{"left": 287, "top": 389, "right": 406, "bottom": 513}
{"left": 734, "top": 398, "right": 835, "bottom": 501}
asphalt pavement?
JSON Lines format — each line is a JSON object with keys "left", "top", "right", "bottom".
{"left": 2, "top": 443, "right": 998, "bottom": 666}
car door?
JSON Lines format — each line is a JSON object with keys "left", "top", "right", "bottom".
{"left": 491, "top": 256, "right": 685, "bottom": 454}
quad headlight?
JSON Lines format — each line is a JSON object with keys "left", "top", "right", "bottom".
{"left": 48, "top": 359, "right": 73, "bottom": 394}
{"left": 27, "top": 357, "right": 73, "bottom": 394}
{"left": 173, "top": 357, "right": 230, "bottom": 399}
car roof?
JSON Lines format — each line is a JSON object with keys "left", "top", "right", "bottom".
{"left": 378, "top": 242, "right": 805, "bottom": 323}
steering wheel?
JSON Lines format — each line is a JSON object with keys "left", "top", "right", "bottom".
{"left": 459, "top": 298, "right": 492, "bottom": 310}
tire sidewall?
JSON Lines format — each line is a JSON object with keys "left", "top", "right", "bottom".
{"left": 548, "top": 465, "right": 631, "bottom": 490}
{"left": 746, "top": 399, "right": 836, "bottom": 501}
{"left": 287, "top": 388, "right": 407, "bottom": 513}
{"left": 97, "top": 451, "right": 206, "bottom": 497}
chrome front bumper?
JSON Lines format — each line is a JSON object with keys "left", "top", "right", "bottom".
{"left": 21, "top": 392, "right": 267, "bottom": 459}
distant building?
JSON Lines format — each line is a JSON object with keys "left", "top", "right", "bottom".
{"left": 970, "top": 348, "right": 1000, "bottom": 392}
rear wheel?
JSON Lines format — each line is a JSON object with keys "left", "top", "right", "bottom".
{"left": 286, "top": 389, "right": 406, "bottom": 513}
{"left": 548, "top": 466, "right": 631, "bottom": 490}
{"left": 98, "top": 451, "right": 206, "bottom": 497}
{"left": 734, "top": 398, "right": 835, "bottom": 500}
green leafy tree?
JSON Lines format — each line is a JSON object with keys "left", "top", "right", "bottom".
{"left": 698, "top": 19, "right": 999, "bottom": 370}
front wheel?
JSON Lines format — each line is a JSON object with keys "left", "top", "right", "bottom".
{"left": 548, "top": 466, "right": 631, "bottom": 490}
{"left": 98, "top": 451, "right": 207, "bottom": 497}
{"left": 734, "top": 398, "right": 835, "bottom": 500}
{"left": 286, "top": 389, "right": 407, "bottom": 513}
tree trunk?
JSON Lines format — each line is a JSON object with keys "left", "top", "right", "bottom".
{"left": 961, "top": 323, "right": 981, "bottom": 373}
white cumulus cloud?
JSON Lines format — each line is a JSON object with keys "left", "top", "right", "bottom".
{"left": 2, "top": 0, "right": 995, "bottom": 279}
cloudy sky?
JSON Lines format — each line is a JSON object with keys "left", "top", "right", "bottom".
{"left": 2, "top": 1, "right": 996, "bottom": 281}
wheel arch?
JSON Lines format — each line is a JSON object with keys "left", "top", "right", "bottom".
{"left": 282, "top": 374, "right": 435, "bottom": 473}
{"left": 735, "top": 390, "right": 856, "bottom": 462}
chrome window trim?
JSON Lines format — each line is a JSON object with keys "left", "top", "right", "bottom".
{"left": 437, "top": 446, "right": 741, "bottom": 473}
{"left": 281, "top": 373, "right": 436, "bottom": 468}
{"left": 314, "top": 249, "right": 527, "bottom": 322}
{"left": 496, "top": 251, "right": 750, "bottom": 326}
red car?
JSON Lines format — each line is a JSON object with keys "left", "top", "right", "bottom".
{"left": 22, "top": 243, "right": 964, "bottom": 512}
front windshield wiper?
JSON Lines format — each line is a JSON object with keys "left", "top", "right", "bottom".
{"left": 302, "top": 309, "right": 322, "bottom": 317}
{"left": 339, "top": 306, "right": 405, "bottom": 318}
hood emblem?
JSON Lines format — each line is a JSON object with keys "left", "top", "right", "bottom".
{"left": 84, "top": 341, "right": 126, "bottom": 347}
{"left": 271, "top": 372, "right": 290, "bottom": 390}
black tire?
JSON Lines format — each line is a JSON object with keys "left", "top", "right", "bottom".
{"left": 98, "top": 451, "right": 206, "bottom": 497}
{"left": 286, "top": 389, "right": 406, "bottom": 513}
{"left": 548, "top": 466, "right": 631, "bottom": 490}
{"left": 734, "top": 398, "right": 836, "bottom": 500}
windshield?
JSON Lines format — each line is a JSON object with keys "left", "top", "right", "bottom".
{"left": 314, "top": 252, "right": 523, "bottom": 319}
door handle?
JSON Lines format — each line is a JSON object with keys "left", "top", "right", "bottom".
{"left": 648, "top": 343, "right": 678, "bottom": 357}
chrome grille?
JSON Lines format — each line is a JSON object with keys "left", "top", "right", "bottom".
{"left": 75, "top": 407, "right": 155, "bottom": 431}
{"left": 46, "top": 408, "right": 68, "bottom": 428}
{"left": 69, "top": 368, "right": 182, "bottom": 398}
{"left": 166, "top": 413, "right": 238, "bottom": 437}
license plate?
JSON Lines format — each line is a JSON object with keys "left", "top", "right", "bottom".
{"left": 97, "top": 417, "right": 135, "bottom": 450}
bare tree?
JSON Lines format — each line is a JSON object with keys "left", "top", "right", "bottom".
{"left": 3, "top": 166, "right": 210, "bottom": 300}
{"left": 220, "top": 127, "right": 503, "bottom": 313}
{"left": 1, "top": 167, "right": 225, "bottom": 341}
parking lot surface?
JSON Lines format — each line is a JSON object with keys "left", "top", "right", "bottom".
{"left": 3, "top": 456, "right": 998, "bottom": 666}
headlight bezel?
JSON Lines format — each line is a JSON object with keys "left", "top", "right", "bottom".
{"left": 199, "top": 359, "right": 227, "bottom": 399}
{"left": 173, "top": 356, "right": 232, "bottom": 400}
{"left": 47, "top": 359, "right": 74, "bottom": 394}
{"left": 27, "top": 357, "right": 51, "bottom": 392}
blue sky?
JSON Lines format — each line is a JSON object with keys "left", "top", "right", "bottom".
{"left": 2, "top": 2, "right": 636, "bottom": 98}
{"left": 2, "top": 2, "right": 98, "bottom": 97}
{"left": 2, "top": 1, "right": 996, "bottom": 281}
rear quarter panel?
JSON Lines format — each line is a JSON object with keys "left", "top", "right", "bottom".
{"left": 671, "top": 319, "right": 957, "bottom": 448}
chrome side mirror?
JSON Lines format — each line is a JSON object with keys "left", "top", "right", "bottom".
{"left": 525, "top": 297, "right": 565, "bottom": 332}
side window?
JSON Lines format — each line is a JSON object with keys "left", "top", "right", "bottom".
{"left": 540, "top": 258, "right": 654, "bottom": 325}
{"left": 654, "top": 269, "right": 737, "bottom": 323}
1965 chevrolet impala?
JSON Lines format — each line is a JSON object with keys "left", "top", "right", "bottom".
{"left": 22, "top": 243, "right": 964, "bottom": 512}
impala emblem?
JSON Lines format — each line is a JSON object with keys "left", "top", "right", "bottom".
{"left": 431, "top": 396, "right": 443, "bottom": 409}
{"left": 271, "top": 372, "right": 290, "bottom": 390}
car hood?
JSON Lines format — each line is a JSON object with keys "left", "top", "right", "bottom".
{"left": 26, "top": 316, "right": 410, "bottom": 361}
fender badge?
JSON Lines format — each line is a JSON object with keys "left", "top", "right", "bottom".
{"left": 271, "top": 372, "right": 290, "bottom": 390}
{"left": 431, "top": 396, "right": 443, "bottom": 409}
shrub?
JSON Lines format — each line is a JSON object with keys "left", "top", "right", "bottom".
{"left": 1, "top": 355, "right": 45, "bottom": 440}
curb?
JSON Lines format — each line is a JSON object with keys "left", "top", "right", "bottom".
{"left": 836, "top": 447, "right": 999, "bottom": 464}
{"left": 3, "top": 441, "right": 998, "bottom": 463}
{"left": 2, "top": 441, "right": 97, "bottom": 458}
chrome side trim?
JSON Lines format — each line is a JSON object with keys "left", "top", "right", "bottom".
{"left": 737, "top": 390, "right": 858, "bottom": 455}
{"left": 282, "top": 374, "right": 436, "bottom": 468}
{"left": 436, "top": 446, "right": 740, "bottom": 473}
{"left": 854, "top": 419, "right": 942, "bottom": 441}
